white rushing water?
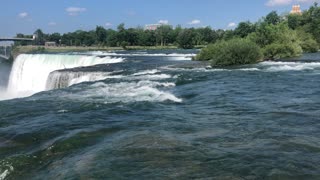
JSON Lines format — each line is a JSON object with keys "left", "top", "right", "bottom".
{"left": 5, "top": 54, "right": 124, "bottom": 99}
{"left": 53, "top": 80, "right": 182, "bottom": 104}
{"left": 75, "top": 51, "right": 196, "bottom": 60}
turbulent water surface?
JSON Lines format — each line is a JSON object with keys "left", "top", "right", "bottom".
{"left": 0, "top": 50, "right": 320, "bottom": 179}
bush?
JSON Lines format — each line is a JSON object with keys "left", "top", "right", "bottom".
{"left": 263, "top": 43, "right": 302, "bottom": 60}
{"left": 300, "top": 39, "right": 319, "bottom": 53}
{"left": 195, "top": 38, "right": 263, "bottom": 66}
{"left": 297, "top": 29, "right": 319, "bottom": 53}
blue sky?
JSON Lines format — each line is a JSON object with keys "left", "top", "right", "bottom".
{"left": 0, "top": 0, "right": 319, "bottom": 37}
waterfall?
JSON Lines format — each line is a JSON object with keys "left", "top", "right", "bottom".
{"left": 46, "top": 71, "right": 110, "bottom": 90}
{"left": 7, "top": 54, "right": 124, "bottom": 97}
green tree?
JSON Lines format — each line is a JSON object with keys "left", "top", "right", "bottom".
{"left": 82, "top": 30, "right": 96, "bottom": 46}
{"left": 177, "top": 29, "right": 195, "bottom": 49}
{"left": 117, "top": 23, "right": 127, "bottom": 46}
{"left": 222, "top": 30, "right": 234, "bottom": 40}
{"left": 34, "top": 29, "right": 46, "bottom": 45}
{"left": 106, "top": 29, "right": 118, "bottom": 47}
{"left": 288, "top": 14, "right": 302, "bottom": 29}
{"left": 193, "top": 27, "right": 215, "bottom": 45}
{"left": 126, "top": 28, "right": 139, "bottom": 46}
{"left": 137, "top": 30, "right": 156, "bottom": 46}
{"left": 265, "top": 11, "right": 281, "bottom": 25}
{"left": 95, "top": 26, "right": 107, "bottom": 46}
{"left": 309, "top": 5, "right": 320, "bottom": 43}
{"left": 48, "top": 33, "right": 61, "bottom": 44}
{"left": 170, "top": 25, "right": 183, "bottom": 45}
{"left": 155, "top": 25, "right": 172, "bottom": 46}
{"left": 234, "top": 21, "right": 255, "bottom": 38}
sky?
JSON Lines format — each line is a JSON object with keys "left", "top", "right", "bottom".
{"left": 0, "top": 0, "right": 319, "bottom": 37}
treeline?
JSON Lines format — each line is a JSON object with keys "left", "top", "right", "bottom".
{"left": 16, "top": 3, "right": 320, "bottom": 53}
{"left": 15, "top": 24, "right": 225, "bottom": 49}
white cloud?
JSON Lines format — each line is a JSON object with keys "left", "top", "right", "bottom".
{"left": 18, "top": 12, "right": 28, "bottom": 18}
{"left": 48, "top": 22, "right": 57, "bottom": 26}
{"left": 188, "top": 19, "right": 201, "bottom": 25}
{"left": 227, "top": 22, "right": 237, "bottom": 28}
{"left": 266, "top": 0, "right": 292, "bottom": 6}
{"left": 105, "top": 22, "right": 112, "bottom": 27}
{"left": 266, "top": 0, "right": 319, "bottom": 6}
{"left": 66, "top": 7, "right": 87, "bottom": 16}
{"left": 158, "top": 20, "right": 169, "bottom": 24}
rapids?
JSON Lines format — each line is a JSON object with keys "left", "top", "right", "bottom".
{"left": 0, "top": 50, "right": 320, "bottom": 179}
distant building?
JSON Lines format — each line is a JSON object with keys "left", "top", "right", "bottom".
{"left": 290, "top": 5, "right": 302, "bottom": 15}
{"left": 144, "top": 24, "right": 162, "bottom": 31}
{"left": 45, "top": 42, "right": 57, "bottom": 47}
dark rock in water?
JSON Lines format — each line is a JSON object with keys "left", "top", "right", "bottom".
{"left": 0, "top": 58, "right": 11, "bottom": 87}
{"left": 277, "top": 52, "right": 320, "bottom": 62}
{"left": 168, "top": 61, "right": 210, "bottom": 69}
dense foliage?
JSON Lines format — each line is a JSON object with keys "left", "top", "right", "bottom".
{"left": 247, "top": 22, "right": 303, "bottom": 59}
{"left": 195, "top": 39, "right": 263, "bottom": 66}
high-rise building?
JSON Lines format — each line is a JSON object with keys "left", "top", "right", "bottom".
{"left": 144, "top": 24, "right": 162, "bottom": 31}
{"left": 290, "top": 5, "right": 302, "bottom": 15}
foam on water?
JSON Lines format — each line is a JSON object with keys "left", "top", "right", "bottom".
{"left": 60, "top": 80, "right": 182, "bottom": 103}
{"left": 260, "top": 61, "right": 320, "bottom": 72}
{"left": 43, "top": 67, "right": 179, "bottom": 103}
{"left": 166, "top": 61, "right": 320, "bottom": 73}
{"left": 0, "top": 162, "right": 14, "bottom": 180}
{"left": 130, "top": 74, "right": 172, "bottom": 80}
{"left": 132, "top": 69, "right": 159, "bottom": 76}
{"left": 238, "top": 68, "right": 260, "bottom": 71}
{"left": 79, "top": 51, "right": 196, "bottom": 60}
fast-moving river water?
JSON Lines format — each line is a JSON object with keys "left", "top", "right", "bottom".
{"left": 0, "top": 50, "right": 320, "bottom": 179}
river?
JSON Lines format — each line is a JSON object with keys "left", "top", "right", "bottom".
{"left": 0, "top": 50, "right": 320, "bottom": 179}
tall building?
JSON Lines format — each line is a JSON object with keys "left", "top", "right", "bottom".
{"left": 144, "top": 24, "right": 162, "bottom": 31}
{"left": 290, "top": 5, "right": 302, "bottom": 15}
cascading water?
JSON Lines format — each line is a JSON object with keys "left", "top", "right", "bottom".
{"left": 6, "top": 54, "right": 124, "bottom": 98}
{"left": 46, "top": 71, "right": 111, "bottom": 90}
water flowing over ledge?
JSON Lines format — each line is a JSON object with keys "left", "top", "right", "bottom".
{"left": 5, "top": 54, "right": 124, "bottom": 99}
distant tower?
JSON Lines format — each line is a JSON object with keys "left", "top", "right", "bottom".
{"left": 290, "top": 5, "right": 302, "bottom": 15}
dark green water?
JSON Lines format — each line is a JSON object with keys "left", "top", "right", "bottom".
{"left": 0, "top": 50, "right": 320, "bottom": 179}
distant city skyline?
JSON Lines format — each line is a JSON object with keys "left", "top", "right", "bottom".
{"left": 1, "top": 0, "right": 319, "bottom": 37}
